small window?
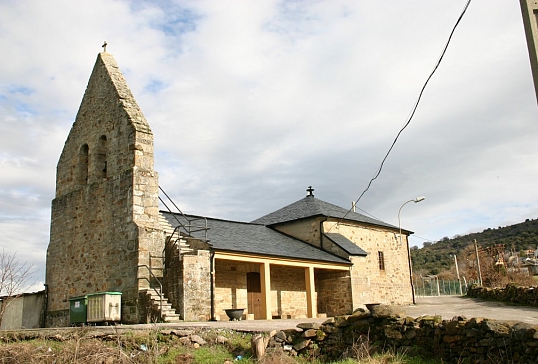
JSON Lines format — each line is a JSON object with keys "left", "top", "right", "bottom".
{"left": 76, "top": 144, "right": 89, "bottom": 185}
{"left": 378, "top": 251, "right": 385, "bottom": 271}
{"left": 95, "top": 135, "right": 107, "bottom": 178}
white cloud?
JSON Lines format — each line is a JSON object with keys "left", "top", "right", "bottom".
{"left": 1, "top": 0, "right": 537, "bottom": 285}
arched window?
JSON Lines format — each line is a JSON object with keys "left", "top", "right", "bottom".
{"left": 76, "top": 144, "right": 89, "bottom": 185}
{"left": 95, "top": 135, "right": 107, "bottom": 178}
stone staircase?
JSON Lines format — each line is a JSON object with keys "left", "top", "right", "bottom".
{"left": 158, "top": 213, "right": 193, "bottom": 254}
{"left": 144, "top": 287, "right": 181, "bottom": 323}
{"left": 139, "top": 213, "right": 195, "bottom": 323}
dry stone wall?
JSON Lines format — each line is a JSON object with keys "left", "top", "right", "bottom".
{"left": 468, "top": 284, "right": 538, "bottom": 305}
{"left": 267, "top": 305, "right": 538, "bottom": 363}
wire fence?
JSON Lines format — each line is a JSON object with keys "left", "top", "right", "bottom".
{"left": 413, "top": 277, "right": 479, "bottom": 297}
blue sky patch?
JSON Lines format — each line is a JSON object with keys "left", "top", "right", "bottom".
{"left": 144, "top": 78, "right": 167, "bottom": 94}
{"left": 130, "top": 1, "right": 202, "bottom": 37}
{"left": 7, "top": 84, "right": 34, "bottom": 96}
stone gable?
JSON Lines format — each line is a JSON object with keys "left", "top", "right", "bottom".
{"left": 46, "top": 53, "right": 163, "bottom": 326}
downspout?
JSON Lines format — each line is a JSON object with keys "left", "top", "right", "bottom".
{"left": 210, "top": 249, "right": 216, "bottom": 321}
{"left": 43, "top": 283, "right": 48, "bottom": 328}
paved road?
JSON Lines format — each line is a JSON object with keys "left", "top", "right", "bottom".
{"left": 402, "top": 295, "right": 538, "bottom": 325}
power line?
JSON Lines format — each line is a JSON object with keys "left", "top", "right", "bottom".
{"left": 335, "top": 0, "right": 472, "bottom": 227}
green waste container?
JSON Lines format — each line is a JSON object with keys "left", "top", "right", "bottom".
{"left": 69, "top": 295, "right": 88, "bottom": 325}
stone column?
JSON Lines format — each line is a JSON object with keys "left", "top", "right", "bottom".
{"left": 305, "top": 266, "right": 316, "bottom": 318}
{"left": 260, "top": 262, "right": 272, "bottom": 320}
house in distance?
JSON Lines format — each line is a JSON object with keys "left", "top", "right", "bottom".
{"left": 45, "top": 51, "right": 414, "bottom": 326}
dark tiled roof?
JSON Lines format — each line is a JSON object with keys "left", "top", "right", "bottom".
{"left": 324, "top": 233, "right": 368, "bottom": 256}
{"left": 252, "top": 196, "right": 399, "bottom": 230}
{"left": 160, "top": 211, "right": 350, "bottom": 265}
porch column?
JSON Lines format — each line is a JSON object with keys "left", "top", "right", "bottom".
{"left": 260, "top": 262, "right": 272, "bottom": 320}
{"left": 305, "top": 266, "right": 316, "bottom": 318}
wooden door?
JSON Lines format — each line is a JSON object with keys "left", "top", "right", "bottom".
{"left": 247, "top": 272, "right": 262, "bottom": 319}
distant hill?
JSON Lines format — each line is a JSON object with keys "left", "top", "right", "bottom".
{"left": 411, "top": 218, "right": 538, "bottom": 275}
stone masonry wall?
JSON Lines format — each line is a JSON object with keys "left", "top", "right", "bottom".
{"left": 214, "top": 260, "right": 252, "bottom": 318}
{"left": 182, "top": 251, "right": 211, "bottom": 321}
{"left": 270, "top": 266, "right": 310, "bottom": 318}
{"left": 324, "top": 221, "right": 412, "bottom": 308}
{"left": 316, "top": 270, "right": 353, "bottom": 317}
{"left": 46, "top": 53, "right": 163, "bottom": 326}
{"left": 268, "top": 305, "right": 538, "bottom": 363}
{"left": 163, "top": 237, "right": 211, "bottom": 321}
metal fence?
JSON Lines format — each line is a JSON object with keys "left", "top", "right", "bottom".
{"left": 413, "top": 277, "right": 479, "bottom": 297}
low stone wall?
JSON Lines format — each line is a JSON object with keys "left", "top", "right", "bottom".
{"left": 266, "top": 305, "right": 538, "bottom": 363}
{"left": 467, "top": 284, "right": 538, "bottom": 305}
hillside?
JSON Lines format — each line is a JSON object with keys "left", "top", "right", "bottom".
{"left": 411, "top": 218, "right": 538, "bottom": 275}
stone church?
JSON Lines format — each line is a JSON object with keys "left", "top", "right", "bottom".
{"left": 45, "top": 52, "right": 413, "bottom": 326}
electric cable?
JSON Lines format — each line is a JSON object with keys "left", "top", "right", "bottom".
{"left": 332, "top": 0, "right": 472, "bottom": 229}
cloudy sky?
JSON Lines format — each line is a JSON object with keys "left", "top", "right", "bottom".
{"left": 1, "top": 0, "right": 537, "bottom": 290}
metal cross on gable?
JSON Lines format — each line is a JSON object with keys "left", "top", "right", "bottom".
{"left": 102, "top": 41, "right": 107, "bottom": 53}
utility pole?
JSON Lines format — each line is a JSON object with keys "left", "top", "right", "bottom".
{"left": 474, "top": 239, "right": 483, "bottom": 286}
{"left": 453, "top": 254, "right": 463, "bottom": 295}
{"left": 520, "top": 0, "right": 538, "bottom": 105}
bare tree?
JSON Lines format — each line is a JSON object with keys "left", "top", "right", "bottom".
{"left": 0, "top": 249, "right": 34, "bottom": 326}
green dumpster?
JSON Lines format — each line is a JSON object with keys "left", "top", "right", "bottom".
{"left": 69, "top": 295, "right": 87, "bottom": 325}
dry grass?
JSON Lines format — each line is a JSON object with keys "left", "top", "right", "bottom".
{"left": 0, "top": 328, "right": 440, "bottom": 364}
{"left": 0, "top": 328, "right": 187, "bottom": 364}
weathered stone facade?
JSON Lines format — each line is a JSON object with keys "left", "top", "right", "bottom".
{"left": 326, "top": 221, "right": 412, "bottom": 306}
{"left": 45, "top": 53, "right": 164, "bottom": 326}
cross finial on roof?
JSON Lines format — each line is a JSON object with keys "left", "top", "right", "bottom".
{"left": 306, "top": 186, "right": 314, "bottom": 197}
{"left": 102, "top": 41, "right": 107, "bottom": 53}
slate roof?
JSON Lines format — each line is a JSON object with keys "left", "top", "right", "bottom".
{"left": 160, "top": 211, "right": 351, "bottom": 265}
{"left": 324, "top": 233, "right": 368, "bottom": 256}
{"left": 252, "top": 195, "right": 401, "bottom": 231}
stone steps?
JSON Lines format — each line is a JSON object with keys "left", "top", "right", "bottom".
{"left": 158, "top": 213, "right": 193, "bottom": 253}
{"left": 145, "top": 288, "right": 182, "bottom": 323}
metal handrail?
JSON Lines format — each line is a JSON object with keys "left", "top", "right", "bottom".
{"left": 164, "top": 226, "right": 185, "bottom": 264}
{"left": 158, "top": 186, "right": 209, "bottom": 243}
{"left": 137, "top": 264, "right": 163, "bottom": 321}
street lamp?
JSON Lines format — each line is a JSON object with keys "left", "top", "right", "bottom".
{"left": 398, "top": 196, "right": 425, "bottom": 304}
{"left": 398, "top": 196, "right": 425, "bottom": 244}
